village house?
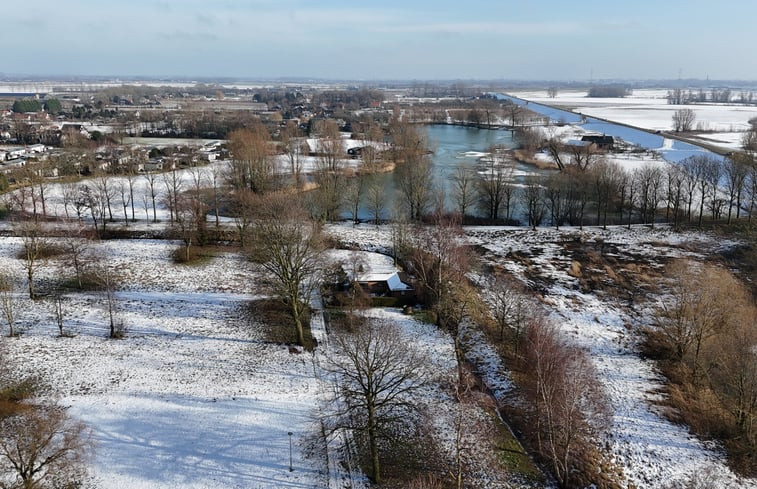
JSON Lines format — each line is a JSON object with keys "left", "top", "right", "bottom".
{"left": 329, "top": 249, "right": 414, "bottom": 299}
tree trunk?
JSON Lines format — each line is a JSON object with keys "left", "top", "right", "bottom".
{"left": 27, "top": 267, "right": 35, "bottom": 299}
{"left": 368, "top": 403, "right": 381, "bottom": 483}
{"left": 292, "top": 301, "right": 305, "bottom": 346}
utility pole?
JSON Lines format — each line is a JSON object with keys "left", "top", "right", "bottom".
{"left": 288, "top": 432, "right": 293, "bottom": 472}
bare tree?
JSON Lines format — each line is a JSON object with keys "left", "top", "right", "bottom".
{"left": 702, "top": 156, "right": 722, "bottom": 223}
{"left": 666, "top": 164, "right": 687, "bottom": 228}
{"left": 228, "top": 124, "right": 276, "bottom": 193}
{"left": 743, "top": 128, "right": 757, "bottom": 154}
{"left": 523, "top": 318, "right": 610, "bottom": 488}
{"left": 636, "top": 164, "right": 664, "bottom": 225}
{"left": 70, "top": 184, "right": 89, "bottom": 222}
{"left": 281, "top": 120, "right": 304, "bottom": 188}
{"left": 476, "top": 147, "right": 514, "bottom": 221}
{"left": 327, "top": 319, "right": 428, "bottom": 484}
{"left": 314, "top": 119, "right": 344, "bottom": 172}
{"left": 514, "top": 126, "right": 543, "bottom": 158}
{"left": 124, "top": 152, "right": 142, "bottom": 221}
{"left": 567, "top": 142, "right": 603, "bottom": 173}
{"left": 522, "top": 182, "right": 546, "bottom": 229}
{"left": 17, "top": 221, "right": 48, "bottom": 299}
{"left": 724, "top": 156, "right": 749, "bottom": 223}
{"left": 672, "top": 108, "right": 696, "bottom": 132}
{"left": 544, "top": 173, "right": 567, "bottom": 230}
{"left": 173, "top": 192, "right": 208, "bottom": 262}
{"left": 507, "top": 103, "right": 522, "bottom": 133}
{"left": 209, "top": 162, "right": 225, "bottom": 227}
{"left": 88, "top": 257, "right": 124, "bottom": 340}
{"left": 77, "top": 184, "right": 106, "bottom": 234}
{"left": 451, "top": 165, "right": 476, "bottom": 219}
{"left": 746, "top": 160, "right": 757, "bottom": 222}
{"left": 545, "top": 138, "right": 567, "bottom": 171}
{"left": 391, "top": 119, "right": 434, "bottom": 220}
{"left": 408, "top": 215, "right": 474, "bottom": 384}
{"left": 116, "top": 179, "right": 131, "bottom": 224}
{"left": 310, "top": 121, "right": 346, "bottom": 222}
{"left": 0, "top": 405, "right": 93, "bottom": 489}
{"left": 62, "top": 224, "right": 93, "bottom": 290}
{"left": 656, "top": 260, "right": 732, "bottom": 378}
{"left": 249, "top": 194, "right": 324, "bottom": 346}
{"left": 161, "top": 168, "right": 183, "bottom": 224}
{"left": 364, "top": 176, "right": 387, "bottom": 225}
{"left": 706, "top": 305, "right": 757, "bottom": 443}
{"left": 344, "top": 173, "right": 366, "bottom": 225}
{"left": 31, "top": 170, "right": 51, "bottom": 220}
{"left": 60, "top": 182, "right": 79, "bottom": 221}
{"left": 490, "top": 274, "right": 529, "bottom": 345}
{"left": 229, "top": 189, "right": 256, "bottom": 248}
{"left": 143, "top": 170, "right": 159, "bottom": 222}
{"left": 93, "top": 170, "right": 117, "bottom": 223}
{"left": 49, "top": 289, "right": 68, "bottom": 337}
{"left": 0, "top": 273, "right": 19, "bottom": 337}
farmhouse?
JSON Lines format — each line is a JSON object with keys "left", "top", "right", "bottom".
{"left": 581, "top": 134, "right": 614, "bottom": 150}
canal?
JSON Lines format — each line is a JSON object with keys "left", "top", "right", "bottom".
{"left": 494, "top": 93, "right": 724, "bottom": 163}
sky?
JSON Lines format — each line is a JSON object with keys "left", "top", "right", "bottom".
{"left": 3, "top": 0, "right": 756, "bottom": 81}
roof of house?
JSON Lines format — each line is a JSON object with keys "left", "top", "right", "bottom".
{"left": 329, "top": 249, "right": 411, "bottom": 291}
{"left": 581, "top": 135, "right": 614, "bottom": 145}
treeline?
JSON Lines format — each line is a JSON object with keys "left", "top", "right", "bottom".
{"left": 667, "top": 87, "right": 756, "bottom": 105}
{"left": 450, "top": 151, "right": 757, "bottom": 230}
{"left": 10, "top": 97, "right": 60, "bottom": 114}
{"left": 587, "top": 85, "right": 632, "bottom": 98}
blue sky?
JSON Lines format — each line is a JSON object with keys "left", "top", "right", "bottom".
{"left": 3, "top": 0, "right": 755, "bottom": 80}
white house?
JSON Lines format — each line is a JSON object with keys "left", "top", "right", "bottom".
{"left": 329, "top": 249, "right": 413, "bottom": 296}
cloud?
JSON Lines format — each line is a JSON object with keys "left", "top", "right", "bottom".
{"left": 157, "top": 31, "right": 220, "bottom": 43}
{"left": 374, "top": 20, "right": 584, "bottom": 37}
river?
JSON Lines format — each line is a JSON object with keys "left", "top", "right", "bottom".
{"left": 351, "top": 124, "right": 531, "bottom": 220}
{"left": 495, "top": 93, "right": 724, "bottom": 163}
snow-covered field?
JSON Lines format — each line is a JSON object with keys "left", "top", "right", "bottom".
{"left": 0, "top": 237, "right": 329, "bottom": 489}
{"left": 1, "top": 226, "right": 516, "bottom": 488}
{"left": 510, "top": 89, "right": 757, "bottom": 151}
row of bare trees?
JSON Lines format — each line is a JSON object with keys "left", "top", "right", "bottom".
{"left": 480, "top": 153, "right": 757, "bottom": 229}
{"left": 451, "top": 147, "right": 518, "bottom": 222}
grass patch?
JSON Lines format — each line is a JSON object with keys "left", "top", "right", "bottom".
{"left": 493, "top": 417, "right": 545, "bottom": 484}
{"left": 15, "top": 241, "right": 66, "bottom": 260}
{"left": 370, "top": 296, "right": 415, "bottom": 308}
{"left": 171, "top": 244, "right": 236, "bottom": 265}
{"left": 171, "top": 245, "right": 213, "bottom": 265}
{"left": 245, "top": 298, "right": 316, "bottom": 351}
{"left": 54, "top": 271, "right": 106, "bottom": 291}
{"left": 412, "top": 309, "right": 436, "bottom": 325}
